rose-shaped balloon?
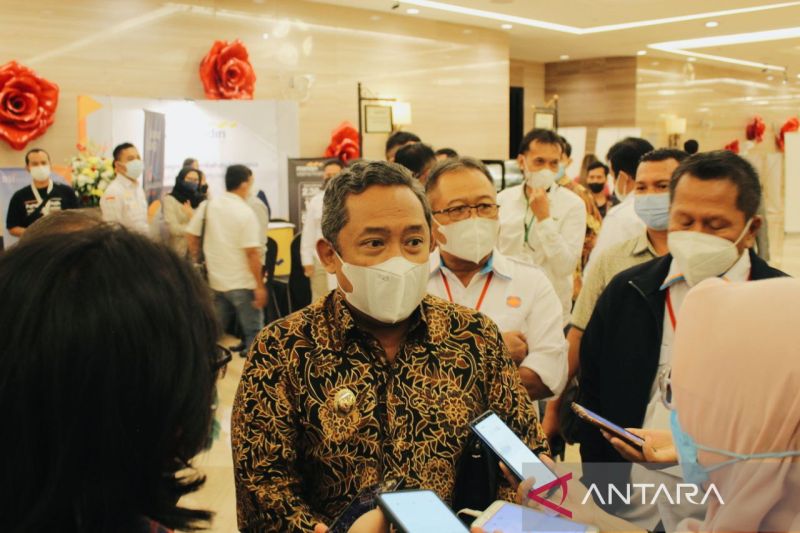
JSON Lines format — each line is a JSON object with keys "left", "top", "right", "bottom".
{"left": 0, "top": 61, "right": 59, "bottom": 150}
{"left": 324, "top": 121, "right": 360, "bottom": 162}
{"left": 745, "top": 115, "right": 765, "bottom": 143}
{"left": 723, "top": 139, "right": 740, "bottom": 154}
{"left": 776, "top": 117, "right": 799, "bottom": 152}
{"left": 199, "top": 40, "right": 256, "bottom": 99}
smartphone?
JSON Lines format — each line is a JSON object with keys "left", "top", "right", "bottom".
{"left": 472, "top": 501, "right": 599, "bottom": 533}
{"left": 328, "top": 478, "right": 403, "bottom": 533}
{"left": 571, "top": 402, "right": 645, "bottom": 450}
{"left": 470, "top": 411, "right": 558, "bottom": 485}
{"left": 377, "top": 489, "right": 468, "bottom": 533}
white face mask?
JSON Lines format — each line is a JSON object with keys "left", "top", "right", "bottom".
{"left": 123, "top": 159, "right": 143, "bottom": 180}
{"left": 336, "top": 252, "right": 429, "bottom": 324}
{"left": 30, "top": 165, "right": 51, "bottom": 182}
{"left": 668, "top": 219, "right": 753, "bottom": 287}
{"left": 436, "top": 217, "right": 499, "bottom": 264}
{"left": 525, "top": 167, "right": 557, "bottom": 190}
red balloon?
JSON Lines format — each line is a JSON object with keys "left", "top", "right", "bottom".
{"left": 0, "top": 61, "right": 59, "bottom": 150}
{"left": 324, "top": 121, "right": 360, "bottom": 162}
{"left": 745, "top": 115, "right": 765, "bottom": 143}
{"left": 199, "top": 40, "right": 256, "bottom": 100}
{"left": 724, "top": 139, "right": 740, "bottom": 154}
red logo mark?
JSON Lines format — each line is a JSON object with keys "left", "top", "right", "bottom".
{"left": 526, "top": 472, "right": 572, "bottom": 518}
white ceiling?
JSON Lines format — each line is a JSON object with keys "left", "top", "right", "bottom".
{"left": 309, "top": 0, "right": 800, "bottom": 76}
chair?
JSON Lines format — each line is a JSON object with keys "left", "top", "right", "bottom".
{"left": 264, "top": 237, "right": 289, "bottom": 323}
{"left": 288, "top": 231, "right": 312, "bottom": 312}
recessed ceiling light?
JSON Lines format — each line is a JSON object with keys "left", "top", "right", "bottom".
{"left": 687, "top": 57, "right": 697, "bottom": 62}
{"left": 705, "top": 21, "right": 719, "bottom": 28}
{"left": 757, "top": 100, "right": 770, "bottom": 105}
{"left": 560, "top": 54, "right": 570, "bottom": 60}
{"left": 797, "top": 73, "right": 800, "bottom": 78}
{"left": 767, "top": 75, "right": 775, "bottom": 80}
{"left": 637, "top": 50, "right": 647, "bottom": 56}
{"left": 501, "top": 23, "right": 513, "bottom": 30}
{"left": 745, "top": 96, "right": 754, "bottom": 101}
{"left": 407, "top": 8, "right": 420, "bottom": 14}
{"left": 262, "top": 32, "right": 270, "bottom": 39}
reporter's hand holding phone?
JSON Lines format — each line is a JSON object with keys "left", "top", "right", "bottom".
{"left": 602, "top": 428, "right": 677, "bottom": 466}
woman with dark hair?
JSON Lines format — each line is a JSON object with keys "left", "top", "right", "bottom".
{"left": 0, "top": 226, "right": 224, "bottom": 532}
{"left": 162, "top": 167, "right": 203, "bottom": 257}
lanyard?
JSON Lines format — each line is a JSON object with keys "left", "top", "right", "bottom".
{"left": 440, "top": 271, "right": 494, "bottom": 312}
{"left": 30, "top": 180, "right": 53, "bottom": 206}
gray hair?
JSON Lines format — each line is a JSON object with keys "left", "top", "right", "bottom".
{"left": 425, "top": 156, "right": 494, "bottom": 194}
{"left": 321, "top": 160, "right": 432, "bottom": 251}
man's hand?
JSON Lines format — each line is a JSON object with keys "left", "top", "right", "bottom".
{"left": 304, "top": 264, "right": 315, "bottom": 278}
{"left": 253, "top": 285, "right": 267, "bottom": 309}
{"left": 603, "top": 428, "right": 677, "bottom": 466}
{"left": 501, "top": 330, "right": 528, "bottom": 365}
{"left": 541, "top": 399, "right": 562, "bottom": 443}
{"left": 529, "top": 187, "right": 550, "bottom": 221}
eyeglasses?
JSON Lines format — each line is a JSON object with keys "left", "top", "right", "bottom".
{"left": 658, "top": 367, "right": 673, "bottom": 410}
{"left": 432, "top": 203, "right": 500, "bottom": 222}
{"left": 213, "top": 344, "right": 233, "bottom": 378}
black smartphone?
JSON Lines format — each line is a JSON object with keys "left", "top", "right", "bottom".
{"left": 328, "top": 477, "right": 403, "bottom": 533}
{"left": 377, "top": 489, "right": 468, "bottom": 533}
{"left": 571, "top": 402, "right": 645, "bottom": 450}
{"left": 470, "top": 410, "right": 558, "bottom": 486}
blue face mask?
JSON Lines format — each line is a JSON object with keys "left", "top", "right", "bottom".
{"left": 634, "top": 193, "right": 670, "bottom": 231}
{"left": 671, "top": 410, "right": 800, "bottom": 486}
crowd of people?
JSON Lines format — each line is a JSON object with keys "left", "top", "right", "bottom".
{"left": 1, "top": 127, "right": 798, "bottom": 533}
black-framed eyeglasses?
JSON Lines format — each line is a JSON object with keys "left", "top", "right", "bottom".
{"left": 213, "top": 344, "right": 233, "bottom": 377}
{"left": 432, "top": 203, "right": 500, "bottom": 222}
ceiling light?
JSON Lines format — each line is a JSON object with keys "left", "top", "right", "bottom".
{"left": 501, "top": 23, "right": 513, "bottom": 30}
{"left": 745, "top": 96, "right": 754, "bottom": 101}
{"left": 406, "top": 8, "right": 420, "bottom": 14}
{"left": 560, "top": 55, "right": 570, "bottom": 60}
{"left": 705, "top": 21, "right": 719, "bottom": 28}
{"left": 370, "top": 15, "right": 381, "bottom": 21}
{"left": 262, "top": 32, "right": 270, "bottom": 39}
{"left": 757, "top": 100, "right": 770, "bottom": 105}
{"left": 394, "top": 0, "right": 800, "bottom": 34}
{"left": 637, "top": 50, "right": 647, "bottom": 56}
{"left": 687, "top": 57, "right": 696, "bottom": 62}
{"left": 767, "top": 75, "right": 775, "bottom": 80}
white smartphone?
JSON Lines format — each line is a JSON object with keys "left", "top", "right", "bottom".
{"left": 377, "top": 489, "right": 468, "bottom": 533}
{"left": 472, "top": 501, "right": 599, "bottom": 533}
{"left": 470, "top": 410, "right": 558, "bottom": 486}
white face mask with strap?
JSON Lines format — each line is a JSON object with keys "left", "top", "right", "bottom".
{"left": 667, "top": 219, "right": 753, "bottom": 287}
{"left": 435, "top": 217, "right": 499, "bottom": 264}
{"left": 334, "top": 250, "right": 429, "bottom": 324}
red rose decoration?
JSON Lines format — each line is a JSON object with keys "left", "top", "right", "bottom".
{"left": 0, "top": 61, "right": 59, "bottom": 150}
{"left": 776, "top": 117, "right": 799, "bottom": 152}
{"left": 324, "top": 122, "right": 360, "bottom": 162}
{"left": 745, "top": 115, "right": 765, "bottom": 143}
{"left": 199, "top": 40, "right": 256, "bottom": 99}
{"left": 724, "top": 139, "right": 739, "bottom": 154}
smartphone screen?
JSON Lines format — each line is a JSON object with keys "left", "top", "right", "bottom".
{"left": 476, "top": 502, "right": 593, "bottom": 533}
{"left": 471, "top": 411, "right": 557, "bottom": 485}
{"left": 378, "top": 490, "right": 468, "bottom": 533}
{"left": 572, "top": 403, "right": 645, "bottom": 448}
{"left": 329, "top": 478, "right": 403, "bottom": 533}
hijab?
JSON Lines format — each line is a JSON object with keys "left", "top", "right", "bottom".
{"left": 672, "top": 277, "right": 800, "bottom": 532}
{"left": 169, "top": 168, "right": 201, "bottom": 206}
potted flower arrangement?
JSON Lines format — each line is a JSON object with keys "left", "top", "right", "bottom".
{"left": 70, "top": 143, "right": 115, "bottom": 207}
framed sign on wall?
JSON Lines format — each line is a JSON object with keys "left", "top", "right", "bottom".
{"left": 364, "top": 105, "right": 393, "bottom": 133}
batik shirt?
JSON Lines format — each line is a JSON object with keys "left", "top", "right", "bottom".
{"left": 232, "top": 290, "right": 548, "bottom": 532}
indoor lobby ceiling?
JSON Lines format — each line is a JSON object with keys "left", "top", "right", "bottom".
{"left": 311, "top": 0, "right": 800, "bottom": 78}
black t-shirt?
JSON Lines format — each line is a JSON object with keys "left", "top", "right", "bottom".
{"left": 6, "top": 182, "right": 80, "bottom": 229}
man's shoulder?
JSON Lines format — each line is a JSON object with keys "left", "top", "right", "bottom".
{"left": 423, "top": 293, "right": 499, "bottom": 335}
{"left": 496, "top": 252, "right": 549, "bottom": 282}
{"left": 10, "top": 185, "right": 32, "bottom": 201}
{"left": 497, "top": 184, "right": 522, "bottom": 204}
{"left": 603, "top": 255, "right": 670, "bottom": 294}
{"left": 554, "top": 184, "right": 585, "bottom": 207}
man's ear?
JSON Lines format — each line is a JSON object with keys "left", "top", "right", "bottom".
{"left": 742, "top": 215, "right": 762, "bottom": 249}
{"left": 316, "top": 239, "right": 338, "bottom": 274}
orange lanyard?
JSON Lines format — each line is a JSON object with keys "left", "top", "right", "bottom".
{"left": 440, "top": 271, "right": 494, "bottom": 312}
{"left": 665, "top": 288, "right": 677, "bottom": 331}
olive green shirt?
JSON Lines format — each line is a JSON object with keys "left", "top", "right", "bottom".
{"left": 571, "top": 231, "right": 659, "bottom": 330}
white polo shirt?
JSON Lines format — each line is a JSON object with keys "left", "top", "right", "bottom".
{"left": 427, "top": 249, "right": 568, "bottom": 397}
{"left": 583, "top": 194, "right": 645, "bottom": 280}
{"left": 186, "top": 192, "right": 261, "bottom": 292}
{"left": 496, "top": 183, "right": 586, "bottom": 325}
{"left": 100, "top": 174, "right": 149, "bottom": 234}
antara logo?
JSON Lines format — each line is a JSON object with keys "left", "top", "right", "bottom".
{"left": 527, "top": 472, "right": 573, "bottom": 518}
{"left": 582, "top": 483, "right": 725, "bottom": 506}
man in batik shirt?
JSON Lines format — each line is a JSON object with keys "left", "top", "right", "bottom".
{"left": 232, "top": 161, "right": 548, "bottom": 532}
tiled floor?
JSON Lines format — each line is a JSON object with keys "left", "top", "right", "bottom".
{"left": 182, "top": 234, "right": 800, "bottom": 532}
